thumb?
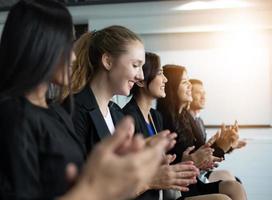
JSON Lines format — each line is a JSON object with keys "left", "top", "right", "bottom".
{"left": 183, "top": 146, "right": 195, "bottom": 155}
{"left": 163, "top": 154, "right": 176, "bottom": 165}
{"left": 65, "top": 163, "right": 78, "bottom": 185}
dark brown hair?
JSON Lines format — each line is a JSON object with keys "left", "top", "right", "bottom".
{"left": 189, "top": 79, "right": 203, "bottom": 85}
{"left": 130, "top": 52, "right": 161, "bottom": 97}
{"left": 157, "top": 65, "right": 204, "bottom": 146}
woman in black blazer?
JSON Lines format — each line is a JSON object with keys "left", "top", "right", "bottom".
{"left": 157, "top": 65, "right": 247, "bottom": 200}
{"left": 62, "top": 29, "right": 145, "bottom": 154}
{"left": 0, "top": 1, "right": 85, "bottom": 199}
{"left": 0, "top": 1, "right": 170, "bottom": 200}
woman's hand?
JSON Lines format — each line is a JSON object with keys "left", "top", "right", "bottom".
{"left": 149, "top": 160, "right": 199, "bottom": 192}
{"left": 182, "top": 145, "right": 222, "bottom": 170}
{"left": 215, "top": 122, "right": 239, "bottom": 153}
{"left": 61, "top": 117, "right": 171, "bottom": 200}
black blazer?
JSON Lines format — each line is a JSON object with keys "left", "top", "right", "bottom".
{"left": 0, "top": 96, "right": 85, "bottom": 200}
{"left": 65, "top": 86, "right": 124, "bottom": 154}
{"left": 123, "top": 97, "right": 163, "bottom": 200}
{"left": 163, "top": 110, "right": 224, "bottom": 164}
{"left": 122, "top": 97, "right": 163, "bottom": 138}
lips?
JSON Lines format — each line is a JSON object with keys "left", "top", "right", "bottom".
{"left": 128, "top": 81, "right": 135, "bottom": 90}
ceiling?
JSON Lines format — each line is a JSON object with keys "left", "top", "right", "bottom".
{"left": 0, "top": 0, "right": 175, "bottom": 11}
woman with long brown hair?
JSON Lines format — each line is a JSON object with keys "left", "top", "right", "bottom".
{"left": 157, "top": 65, "right": 247, "bottom": 200}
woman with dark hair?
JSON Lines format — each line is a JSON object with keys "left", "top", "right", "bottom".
{"left": 123, "top": 53, "right": 241, "bottom": 200}
{"left": 157, "top": 65, "right": 247, "bottom": 200}
{"left": 64, "top": 31, "right": 202, "bottom": 200}
{"left": 0, "top": 1, "right": 172, "bottom": 200}
{"left": 123, "top": 52, "right": 199, "bottom": 200}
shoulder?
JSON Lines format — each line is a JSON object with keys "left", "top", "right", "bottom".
{"left": 151, "top": 108, "right": 162, "bottom": 119}
{"left": 122, "top": 98, "right": 137, "bottom": 114}
{"left": 73, "top": 86, "right": 98, "bottom": 110}
{"left": 0, "top": 96, "right": 38, "bottom": 140}
{"left": 109, "top": 101, "right": 124, "bottom": 115}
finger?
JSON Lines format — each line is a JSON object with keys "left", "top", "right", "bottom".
{"left": 176, "top": 171, "right": 198, "bottom": 179}
{"left": 174, "top": 178, "right": 197, "bottom": 187}
{"left": 65, "top": 163, "right": 78, "bottom": 184}
{"left": 180, "top": 161, "right": 194, "bottom": 165}
{"left": 129, "top": 134, "right": 146, "bottom": 153}
{"left": 164, "top": 154, "right": 177, "bottom": 165}
{"left": 212, "top": 156, "right": 223, "bottom": 163}
{"left": 183, "top": 146, "right": 195, "bottom": 155}
{"left": 172, "top": 163, "right": 198, "bottom": 173}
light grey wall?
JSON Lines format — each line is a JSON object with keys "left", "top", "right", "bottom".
{"left": 83, "top": 0, "right": 272, "bottom": 125}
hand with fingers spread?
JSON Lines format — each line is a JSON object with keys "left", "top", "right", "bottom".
{"left": 61, "top": 117, "right": 171, "bottom": 200}
{"left": 215, "top": 122, "right": 240, "bottom": 153}
{"left": 149, "top": 160, "right": 199, "bottom": 192}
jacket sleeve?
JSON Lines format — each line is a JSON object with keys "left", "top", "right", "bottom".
{"left": 0, "top": 112, "right": 43, "bottom": 199}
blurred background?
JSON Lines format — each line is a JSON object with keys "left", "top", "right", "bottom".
{"left": 0, "top": 0, "right": 271, "bottom": 199}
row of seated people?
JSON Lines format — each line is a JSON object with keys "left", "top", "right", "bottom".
{"left": 0, "top": 1, "right": 247, "bottom": 200}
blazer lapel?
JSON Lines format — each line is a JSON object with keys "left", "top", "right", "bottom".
{"left": 89, "top": 108, "right": 111, "bottom": 140}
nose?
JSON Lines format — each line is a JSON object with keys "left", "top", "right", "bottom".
{"left": 136, "top": 67, "right": 144, "bottom": 81}
{"left": 188, "top": 81, "right": 192, "bottom": 89}
{"left": 163, "top": 74, "right": 168, "bottom": 83}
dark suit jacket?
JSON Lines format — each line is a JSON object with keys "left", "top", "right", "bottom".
{"left": 123, "top": 97, "right": 164, "bottom": 200}
{"left": 0, "top": 96, "right": 85, "bottom": 200}
{"left": 122, "top": 97, "right": 163, "bottom": 138}
{"left": 64, "top": 86, "right": 124, "bottom": 154}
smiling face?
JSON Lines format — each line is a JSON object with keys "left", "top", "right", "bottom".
{"left": 177, "top": 71, "right": 192, "bottom": 106}
{"left": 108, "top": 40, "right": 145, "bottom": 96}
{"left": 147, "top": 67, "right": 168, "bottom": 99}
{"left": 191, "top": 83, "right": 206, "bottom": 111}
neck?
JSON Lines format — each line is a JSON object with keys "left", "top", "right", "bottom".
{"left": 135, "top": 91, "right": 154, "bottom": 122}
{"left": 178, "top": 103, "right": 187, "bottom": 114}
{"left": 90, "top": 72, "right": 114, "bottom": 117}
{"left": 25, "top": 83, "right": 48, "bottom": 108}
{"left": 190, "top": 109, "right": 201, "bottom": 118}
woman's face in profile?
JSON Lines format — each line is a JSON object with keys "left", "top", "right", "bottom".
{"left": 146, "top": 67, "right": 168, "bottom": 99}
{"left": 107, "top": 40, "right": 145, "bottom": 96}
{"left": 52, "top": 51, "right": 76, "bottom": 86}
{"left": 177, "top": 71, "right": 192, "bottom": 105}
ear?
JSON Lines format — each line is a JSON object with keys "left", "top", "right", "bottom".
{"left": 136, "top": 81, "right": 145, "bottom": 88}
{"left": 101, "top": 53, "right": 112, "bottom": 71}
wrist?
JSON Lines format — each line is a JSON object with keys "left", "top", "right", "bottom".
{"left": 135, "top": 182, "right": 151, "bottom": 195}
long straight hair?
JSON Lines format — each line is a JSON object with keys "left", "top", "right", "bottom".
{"left": 0, "top": 0, "right": 74, "bottom": 98}
{"left": 157, "top": 65, "right": 204, "bottom": 145}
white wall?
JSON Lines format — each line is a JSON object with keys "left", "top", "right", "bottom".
{"left": 82, "top": 0, "right": 272, "bottom": 126}
{"left": 0, "top": 0, "right": 271, "bottom": 125}
{"left": 142, "top": 31, "right": 272, "bottom": 125}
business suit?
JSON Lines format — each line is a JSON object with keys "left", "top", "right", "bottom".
{"left": 123, "top": 97, "right": 163, "bottom": 138}
{"left": 162, "top": 109, "right": 226, "bottom": 198}
{"left": 194, "top": 116, "right": 207, "bottom": 142}
{"left": 0, "top": 96, "right": 85, "bottom": 200}
{"left": 123, "top": 97, "right": 164, "bottom": 200}
{"left": 66, "top": 86, "right": 124, "bottom": 155}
